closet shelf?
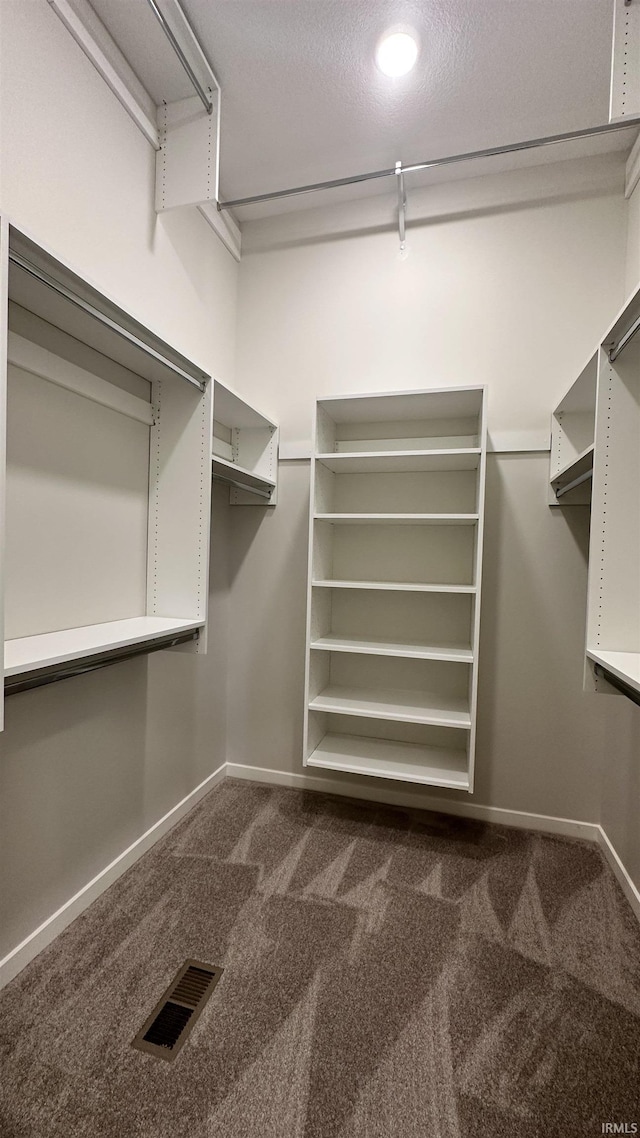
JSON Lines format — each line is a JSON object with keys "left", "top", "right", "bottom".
{"left": 5, "top": 617, "right": 203, "bottom": 677}
{"left": 312, "top": 579, "right": 476, "bottom": 593}
{"left": 550, "top": 444, "right": 594, "bottom": 497}
{"left": 212, "top": 454, "right": 276, "bottom": 499}
{"left": 586, "top": 650, "right": 640, "bottom": 695}
{"left": 310, "top": 635, "right": 473, "bottom": 662}
{"left": 307, "top": 733, "right": 470, "bottom": 789}
{"left": 315, "top": 449, "right": 481, "bottom": 473}
{"left": 309, "top": 684, "right": 471, "bottom": 728}
{"left": 314, "top": 513, "right": 479, "bottom": 526}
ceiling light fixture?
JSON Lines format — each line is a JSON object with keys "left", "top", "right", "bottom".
{"left": 376, "top": 30, "right": 419, "bottom": 77}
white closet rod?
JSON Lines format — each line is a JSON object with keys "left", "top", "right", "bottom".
{"left": 218, "top": 117, "right": 640, "bottom": 211}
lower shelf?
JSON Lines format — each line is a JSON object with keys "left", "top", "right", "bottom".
{"left": 309, "top": 684, "right": 471, "bottom": 728}
{"left": 306, "top": 732, "right": 470, "bottom": 789}
{"left": 5, "top": 616, "right": 204, "bottom": 676}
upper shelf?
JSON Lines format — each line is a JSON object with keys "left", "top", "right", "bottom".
{"left": 9, "top": 228, "right": 209, "bottom": 391}
{"left": 314, "top": 513, "right": 479, "bottom": 525}
{"left": 315, "top": 449, "right": 481, "bottom": 473}
{"left": 211, "top": 379, "right": 279, "bottom": 506}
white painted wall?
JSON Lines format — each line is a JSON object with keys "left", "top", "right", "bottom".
{"left": 0, "top": 0, "right": 237, "bottom": 962}
{"left": 232, "top": 156, "right": 631, "bottom": 833}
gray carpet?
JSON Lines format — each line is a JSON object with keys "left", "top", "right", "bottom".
{"left": 1, "top": 779, "right": 640, "bottom": 1137}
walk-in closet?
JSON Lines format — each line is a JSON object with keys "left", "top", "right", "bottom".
{"left": 0, "top": 1, "right": 639, "bottom": 1134}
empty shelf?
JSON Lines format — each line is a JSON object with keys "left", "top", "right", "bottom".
{"left": 315, "top": 449, "right": 481, "bottom": 473}
{"left": 315, "top": 513, "right": 478, "bottom": 525}
{"left": 310, "top": 634, "right": 473, "bottom": 662}
{"left": 309, "top": 684, "right": 471, "bottom": 728}
{"left": 312, "top": 580, "right": 476, "bottom": 593}
{"left": 307, "top": 733, "right": 470, "bottom": 789}
{"left": 586, "top": 650, "right": 640, "bottom": 695}
{"left": 550, "top": 444, "right": 594, "bottom": 495}
{"left": 212, "top": 454, "right": 276, "bottom": 498}
{"left": 5, "top": 616, "right": 204, "bottom": 676}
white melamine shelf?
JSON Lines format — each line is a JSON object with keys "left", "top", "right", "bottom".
{"left": 307, "top": 733, "right": 470, "bottom": 789}
{"left": 309, "top": 684, "right": 471, "bottom": 728}
{"left": 314, "top": 513, "right": 479, "bottom": 526}
{"left": 212, "top": 380, "right": 278, "bottom": 506}
{"left": 310, "top": 635, "right": 473, "bottom": 662}
{"left": 312, "top": 579, "right": 477, "bottom": 593}
{"left": 5, "top": 617, "right": 203, "bottom": 676}
{"left": 586, "top": 650, "right": 640, "bottom": 695}
{"left": 212, "top": 454, "right": 276, "bottom": 495}
{"left": 550, "top": 444, "right": 594, "bottom": 490}
{"left": 316, "top": 449, "right": 481, "bottom": 473}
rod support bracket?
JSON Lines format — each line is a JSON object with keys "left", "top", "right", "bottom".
{"left": 396, "top": 161, "right": 407, "bottom": 251}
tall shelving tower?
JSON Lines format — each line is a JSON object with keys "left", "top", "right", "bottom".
{"left": 303, "top": 387, "right": 487, "bottom": 791}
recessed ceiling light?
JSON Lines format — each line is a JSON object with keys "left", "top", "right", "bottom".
{"left": 376, "top": 30, "right": 419, "bottom": 78}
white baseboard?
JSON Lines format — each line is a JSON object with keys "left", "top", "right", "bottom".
{"left": 225, "top": 762, "right": 601, "bottom": 843}
{"left": 0, "top": 762, "right": 226, "bottom": 991}
{"left": 598, "top": 826, "right": 640, "bottom": 924}
{"left": 4, "top": 761, "right": 637, "bottom": 992}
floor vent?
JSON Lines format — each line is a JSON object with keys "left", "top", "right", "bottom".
{"left": 132, "top": 959, "right": 223, "bottom": 1062}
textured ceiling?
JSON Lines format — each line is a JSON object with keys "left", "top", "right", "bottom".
{"left": 89, "top": 0, "right": 620, "bottom": 214}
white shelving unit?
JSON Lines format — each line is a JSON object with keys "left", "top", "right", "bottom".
{"left": 585, "top": 286, "right": 640, "bottom": 702}
{"left": 303, "top": 386, "right": 488, "bottom": 792}
{"left": 212, "top": 380, "right": 278, "bottom": 505}
{"left": 551, "top": 282, "right": 640, "bottom": 704}
{"left": 549, "top": 350, "right": 597, "bottom": 505}
{"left": 0, "top": 221, "right": 215, "bottom": 719}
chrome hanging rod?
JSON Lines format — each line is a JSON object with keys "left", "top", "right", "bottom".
{"left": 554, "top": 467, "right": 593, "bottom": 499}
{"left": 609, "top": 310, "right": 640, "bottom": 361}
{"left": 4, "top": 631, "right": 199, "bottom": 696}
{"left": 144, "top": 0, "right": 213, "bottom": 115}
{"left": 217, "top": 117, "right": 640, "bottom": 211}
{"left": 594, "top": 664, "right": 640, "bottom": 709}
{"left": 9, "top": 252, "right": 208, "bottom": 392}
{"left": 213, "top": 471, "right": 273, "bottom": 500}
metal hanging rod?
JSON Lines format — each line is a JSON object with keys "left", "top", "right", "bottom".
{"left": 9, "top": 251, "right": 207, "bottom": 392}
{"left": 594, "top": 664, "right": 640, "bottom": 708}
{"left": 213, "top": 471, "right": 273, "bottom": 500}
{"left": 554, "top": 467, "right": 594, "bottom": 499}
{"left": 218, "top": 117, "right": 640, "bottom": 211}
{"left": 4, "top": 631, "right": 199, "bottom": 696}
{"left": 144, "top": 0, "right": 213, "bottom": 115}
{"left": 609, "top": 311, "right": 640, "bottom": 361}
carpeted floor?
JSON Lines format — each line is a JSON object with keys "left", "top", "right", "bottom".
{"left": 1, "top": 779, "right": 640, "bottom": 1137}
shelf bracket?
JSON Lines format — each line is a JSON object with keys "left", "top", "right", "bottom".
{"left": 396, "top": 161, "right": 407, "bottom": 253}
